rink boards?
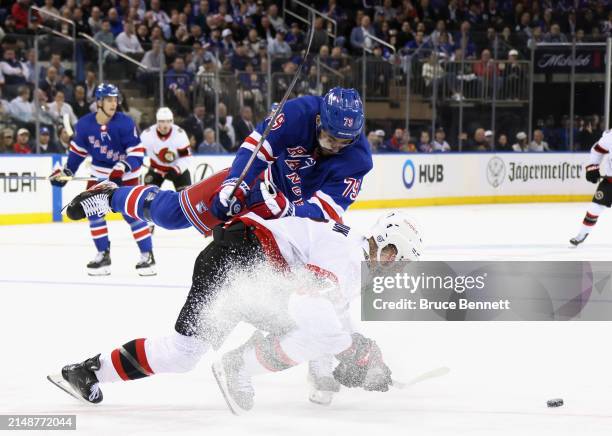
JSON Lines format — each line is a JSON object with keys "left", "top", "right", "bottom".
{"left": 0, "top": 152, "right": 594, "bottom": 225}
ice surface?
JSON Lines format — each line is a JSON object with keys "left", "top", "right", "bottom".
{"left": 1, "top": 203, "right": 612, "bottom": 436}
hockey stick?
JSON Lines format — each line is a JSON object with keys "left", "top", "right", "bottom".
{"left": 391, "top": 366, "right": 450, "bottom": 390}
{"left": 227, "top": 11, "right": 316, "bottom": 204}
{"left": 4, "top": 174, "right": 98, "bottom": 182}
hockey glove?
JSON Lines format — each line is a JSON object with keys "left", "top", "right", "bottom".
{"left": 333, "top": 333, "right": 392, "bottom": 392}
{"left": 109, "top": 161, "right": 129, "bottom": 186}
{"left": 586, "top": 164, "right": 600, "bottom": 184}
{"left": 49, "top": 166, "right": 73, "bottom": 187}
{"left": 247, "top": 178, "right": 294, "bottom": 219}
{"left": 210, "top": 177, "right": 250, "bottom": 220}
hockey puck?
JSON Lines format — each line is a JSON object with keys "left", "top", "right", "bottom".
{"left": 547, "top": 398, "right": 564, "bottom": 408}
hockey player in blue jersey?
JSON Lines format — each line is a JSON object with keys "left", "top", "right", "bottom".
{"left": 64, "top": 87, "right": 372, "bottom": 235}
{"left": 49, "top": 83, "right": 156, "bottom": 276}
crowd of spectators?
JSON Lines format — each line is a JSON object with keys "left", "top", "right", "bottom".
{"left": 1, "top": 1, "right": 611, "bottom": 154}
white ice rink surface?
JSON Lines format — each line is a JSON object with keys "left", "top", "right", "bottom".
{"left": 2, "top": 203, "right": 612, "bottom": 436}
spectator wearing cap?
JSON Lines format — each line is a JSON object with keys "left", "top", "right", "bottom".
{"left": 529, "top": 129, "right": 550, "bottom": 152}
{"left": 433, "top": 128, "right": 451, "bottom": 151}
{"left": 268, "top": 28, "right": 291, "bottom": 58}
{"left": 221, "top": 28, "right": 237, "bottom": 59}
{"left": 367, "top": 129, "right": 385, "bottom": 152}
{"left": 0, "top": 129, "right": 14, "bottom": 154}
{"left": 13, "top": 128, "right": 32, "bottom": 154}
{"left": 484, "top": 130, "right": 495, "bottom": 149}
{"left": 512, "top": 131, "right": 529, "bottom": 152}
{"left": 9, "top": 86, "right": 34, "bottom": 124}
{"left": 36, "top": 127, "right": 62, "bottom": 154}
{"left": 500, "top": 49, "right": 524, "bottom": 99}
{"left": 47, "top": 90, "right": 77, "bottom": 126}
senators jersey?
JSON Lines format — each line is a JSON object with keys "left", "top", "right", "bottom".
{"left": 237, "top": 212, "right": 367, "bottom": 311}
{"left": 67, "top": 112, "right": 144, "bottom": 181}
{"left": 229, "top": 95, "right": 373, "bottom": 222}
{"left": 141, "top": 124, "right": 192, "bottom": 176}
{"left": 589, "top": 129, "right": 612, "bottom": 176}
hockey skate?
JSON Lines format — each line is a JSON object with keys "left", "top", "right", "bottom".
{"left": 65, "top": 181, "right": 117, "bottom": 221}
{"left": 212, "top": 340, "right": 256, "bottom": 415}
{"left": 87, "top": 249, "right": 111, "bottom": 276}
{"left": 307, "top": 356, "right": 340, "bottom": 406}
{"left": 47, "top": 354, "right": 103, "bottom": 404}
{"left": 569, "top": 233, "right": 589, "bottom": 247}
{"left": 135, "top": 251, "right": 156, "bottom": 276}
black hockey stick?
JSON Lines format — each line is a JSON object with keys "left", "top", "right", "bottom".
{"left": 227, "top": 11, "right": 316, "bottom": 205}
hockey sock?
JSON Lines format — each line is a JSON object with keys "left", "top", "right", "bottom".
{"left": 124, "top": 215, "right": 153, "bottom": 253}
{"left": 111, "top": 185, "right": 159, "bottom": 222}
{"left": 88, "top": 216, "right": 109, "bottom": 252}
{"left": 111, "top": 185, "right": 191, "bottom": 230}
{"left": 95, "top": 333, "right": 209, "bottom": 383}
{"left": 579, "top": 203, "right": 606, "bottom": 235}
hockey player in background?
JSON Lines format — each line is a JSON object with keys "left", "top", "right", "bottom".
{"left": 47, "top": 210, "right": 423, "bottom": 414}
{"left": 570, "top": 129, "right": 612, "bottom": 246}
{"left": 49, "top": 83, "right": 156, "bottom": 276}
{"left": 141, "top": 107, "right": 193, "bottom": 191}
{"left": 63, "top": 87, "right": 372, "bottom": 236}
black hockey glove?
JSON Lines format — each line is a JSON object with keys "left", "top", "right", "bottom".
{"left": 586, "top": 164, "right": 600, "bottom": 184}
{"left": 49, "top": 167, "right": 73, "bottom": 187}
{"left": 333, "top": 333, "right": 392, "bottom": 392}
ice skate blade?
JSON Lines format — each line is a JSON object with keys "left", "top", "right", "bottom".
{"left": 47, "top": 374, "right": 93, "bottom": 405}
{"left": 87, "top": 266, "right": 111, "bottom": 276}
{"left": 211, "top": 362, "right": 245, "bottom": 416}
{"left": 136, "top": 266, "right": 157, "bottom": 276}
{"left": 309, "top": 389, "right": 334, "bottom": 406}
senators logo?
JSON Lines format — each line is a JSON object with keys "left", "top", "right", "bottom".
{"left": 158, "top": 147, "right": 176, "bottom": 163}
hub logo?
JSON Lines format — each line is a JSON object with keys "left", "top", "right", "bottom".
{"left": 402, "top": 159, "right": 444, "bottom": 189}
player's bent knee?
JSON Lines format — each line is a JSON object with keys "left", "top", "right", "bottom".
{"left": 144, "top": 332, "right": 208, "bottom": 374}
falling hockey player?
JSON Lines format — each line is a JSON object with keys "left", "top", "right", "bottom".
{"left": 49, "top": 83, "right": 156, "bottom": 276}
{"left": 63, "top": 87, "right": 372, "bottom": 236}
{"left": 571, "top": 129, "right": 612, "bottom": 246}
{"left": 47, "top": 209, "right": 423, "bottom": 414}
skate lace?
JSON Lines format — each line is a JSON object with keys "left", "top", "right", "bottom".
{"left": 93, "top": 251, "right": 105, "bottom": 263}
{"left": 88, "top": 383, "right": 101, "bottom": 402}
{"left": 138, "top": 252, "right": 151, "bottom": 264}
{"left": 81, "top": 194, "right": 111, "bottom": 218}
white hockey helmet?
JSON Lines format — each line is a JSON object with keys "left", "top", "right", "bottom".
{"left": 368, "top": 211, "right": 423, "bottom": 261}
{"left": 156, "top": 107, "right": 174, "bottom": 122}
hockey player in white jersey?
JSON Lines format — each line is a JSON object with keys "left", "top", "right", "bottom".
{"left": 570, "top": 129, "right": 612, "bottom": 246}
{"left": 141, "top": 107, "right": 193, "bottom": 191}
{"left": 47, "top": 204, "right": 423, "bottom": 414}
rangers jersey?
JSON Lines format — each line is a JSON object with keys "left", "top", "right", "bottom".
{"left": 141, "top": 124, "right": 192, "bottom": 175}
{"left": 228, "top": 95, "right": 373, "bottom": 222}
{"left": 67, "top": 112, "right": 144, "bottom": 181}
{"left": 589, "top": 129, "right": 612, "bottom": 177}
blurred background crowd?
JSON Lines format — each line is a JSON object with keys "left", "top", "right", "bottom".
{"left": 1, "top": 0, "right": 611, "bottom": 154}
